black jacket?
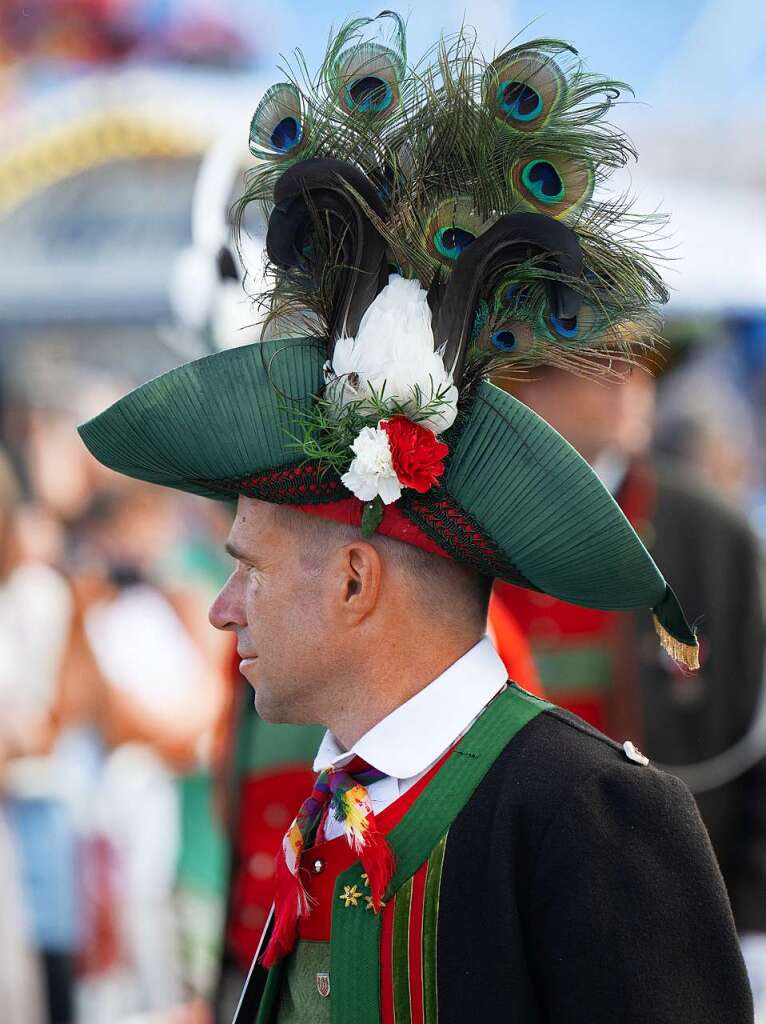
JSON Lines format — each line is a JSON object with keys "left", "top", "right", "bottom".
{"left": 239, "top": 692, "right": 752, "bottom": 1022}
{"left": 437, "top": 703, "right": 752, "bottom": 1022}
{"left": 630, "top": 461, "right": 766, "bottom": 930}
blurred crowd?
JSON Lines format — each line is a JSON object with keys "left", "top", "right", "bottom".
{"left": 0, "top": 399, "right": 237, "bottom": 1023}
{"left": 2, "top": 3, "right": 766, "bottom": 1023}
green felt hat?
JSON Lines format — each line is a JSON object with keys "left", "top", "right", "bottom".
{"left": 78, "top": 335, "right": 698, "bottom": 668}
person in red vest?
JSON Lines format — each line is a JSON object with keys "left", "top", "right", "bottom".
{"left": 492, "top": 360, "right": 766, "bottom": 998}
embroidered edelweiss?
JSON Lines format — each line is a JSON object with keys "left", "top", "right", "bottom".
{"left": 339, "top": 884, "right": 362, "bottom": 907}
{"left": 360, "top": 873, "right": 369, "bottom": 887}
{"left": 365, "top": 895, "right": 386, "bottom": 912}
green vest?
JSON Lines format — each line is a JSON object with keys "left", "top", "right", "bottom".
{"left": 256, "top": 685, "right": 550, "bottom": 1024}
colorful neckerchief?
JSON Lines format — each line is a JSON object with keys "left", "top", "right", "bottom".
{"left": 262, "top": 756, "right": 396, "bottom": 967}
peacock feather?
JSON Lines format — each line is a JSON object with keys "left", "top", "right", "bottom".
{"left": 236, "top": 13, "right": 667, "bottom": 391}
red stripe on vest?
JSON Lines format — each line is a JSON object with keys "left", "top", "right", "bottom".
{"left": 380, "top": 887, "right": 396, "bottom": 1023}
{"left": 408, "top": 862, "right": 428, "bottom": 1024}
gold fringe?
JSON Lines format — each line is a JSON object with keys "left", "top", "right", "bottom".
{"left": 653, "top": 616, "right": 700, "bottom": 671}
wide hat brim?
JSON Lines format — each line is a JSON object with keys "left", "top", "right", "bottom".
{"left": 78, "top": 336, "right": 696, "bottom": 660}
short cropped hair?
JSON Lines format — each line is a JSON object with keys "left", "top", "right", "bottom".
{"left": 276, "top": 505, "right": 493, "bottom": 630}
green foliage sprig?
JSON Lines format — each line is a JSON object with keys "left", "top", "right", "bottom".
{"left": 281, "top": 379, "right": 456, "bottom": 475}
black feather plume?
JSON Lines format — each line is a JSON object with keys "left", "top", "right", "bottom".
{"left": 431, "top": 213, "right": 584, "bottom": 386}
{"left": 265, "top": 158, "right": 389, "bottom": 352}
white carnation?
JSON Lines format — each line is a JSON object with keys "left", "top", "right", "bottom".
{"left": 340, "top": 426, "right": 402, "bottom": 504}
{"left": 328, "top": 275, "right": 458, "bottom": 433}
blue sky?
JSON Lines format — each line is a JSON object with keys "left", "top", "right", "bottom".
{"left": 234, "top": 0, "right": 766, "bottom": 115}
{"left": 225, "top": 0, "right": 766, "bottom": 309}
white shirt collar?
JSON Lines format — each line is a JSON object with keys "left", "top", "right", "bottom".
{"left": 312, "top": 636, "right": 508, "bottom": 779}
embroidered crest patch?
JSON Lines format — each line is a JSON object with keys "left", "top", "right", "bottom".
{"left": 316, "top": 972, "right": 331, "bottom": 998}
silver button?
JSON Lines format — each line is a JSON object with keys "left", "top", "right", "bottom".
{"left": 623, "top": 740, "right": 649, "bottom": 766}
{"left": 312, "top": 858, "right": 325, "bottom": 875}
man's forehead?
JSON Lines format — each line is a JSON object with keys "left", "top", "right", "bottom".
{"left": 235, "top": 494, "right": 273, "bottom": 522}
{"left": 226, "top": 496, "right": 278, "bottom": 552}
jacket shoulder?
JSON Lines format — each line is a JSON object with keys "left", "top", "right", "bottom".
{"left": 480, "top": 689, "right": 679, "bottom": 818}
{"left": 513, "top": 689, "right": 642, "bottom": 768}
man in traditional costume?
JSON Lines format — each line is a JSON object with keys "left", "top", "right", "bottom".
{"left": 79, "top": 15, "right": 753, "bottom": 1022}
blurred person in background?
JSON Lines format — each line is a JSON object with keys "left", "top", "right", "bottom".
{"left": 65, "top": 480, "right": 227, "bottom": 1021}
{"left": 5, "top": 380, "right": 236, "bottom": 1020}
{"left": 0, "top": 446, "right": 73, "bottom": 1024}
{"left": 491, "top": 353, "right": 766, "bottom": 1003}
{"left": 655, "top": 313, "right": 766, "bottom": 536}
{"left": 1, "top": 430, "right": 230, "bottom": 1023}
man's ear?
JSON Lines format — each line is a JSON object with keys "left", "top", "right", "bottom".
{"left": 339, "top": 541, "right": 383, "bottom": 623}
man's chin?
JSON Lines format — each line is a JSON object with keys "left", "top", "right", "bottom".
{"left": 253, "top": 687, "right": 306, "bottom": 725}
{"left": 253, "top": 689, "right": 278, "bottom": 721}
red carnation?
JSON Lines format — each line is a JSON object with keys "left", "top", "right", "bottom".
{"left": 380, "top": 416, "right": 449, "bottom": 493}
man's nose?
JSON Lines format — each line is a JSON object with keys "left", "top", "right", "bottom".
{"left": 209, "top": 570, "right": 245, "bottom": 631}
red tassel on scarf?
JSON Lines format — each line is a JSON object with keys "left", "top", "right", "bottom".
{"left": 358, "top": 815, "right": 396, "bottom": 911}
{"left": 260, "top": 759, "right": 395, "bottom": 967}
{"left": 261, "top": 852, "right": 309, "bottom": 969}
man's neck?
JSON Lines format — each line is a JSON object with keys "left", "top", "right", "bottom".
{"left": 326, "top": 633, "right": 483, "bottom": 750}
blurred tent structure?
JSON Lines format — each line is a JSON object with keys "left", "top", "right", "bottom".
{"left": 634, "top": 176, "right": 766, "bottom": 315}
{"left": 0, "top": 66, "right": 266, "bottom": 416}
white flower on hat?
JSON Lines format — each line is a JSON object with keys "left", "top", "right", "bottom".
{"left": 340, "top": 426, "right": 402, "bottom": 504}
{"left": 326, "top": 274, "right": 458, "bottom": 433}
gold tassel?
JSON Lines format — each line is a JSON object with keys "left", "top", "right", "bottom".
{"left": 653, "top": 615, "right": 700, "bottom": 671}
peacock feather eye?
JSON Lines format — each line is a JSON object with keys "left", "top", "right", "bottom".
{"left": 469, "top": 281, "right": 537, "bottom": 358}
{"left": 510, "top": 154, "right": 594, "bottom": 221}
{"left": 271, "top": 116, "right": 302, "bottom": 153}
{"left": 541, "top": 303, "right": 600, "bottom": 345}
{"left": 496, "top": 81, "right": 543, "bottom": 123}
{"left": 345, "top": 75, "right": 393, "bottom": 113}
{"left": 549, "top": 314, "right": 578, "bottom": 338}
{"left": 520, "top": 160, "right": 565, "bottom": 204}
{"left": 484, "top": 320, "right": 535, "bottom": 357}
{"left": 497, "top": 281, "right": 531, "bottom": 311}
{"left": 434, "top": 225, "right": 477, "bottom": 260}
{"left": 249, "top": 82, "right": 307, "bottom": 160}
{"left": 484, "top": 51, "right": 566, "bottom": 132}
{"left": 424, "top": 198, "right": 493, "bottom": 268}
{"left": 334, "top": 43, "right": 404, "bottom": 117}
{"left": 491, "top": 329, "right": 519, "bottom": 351}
